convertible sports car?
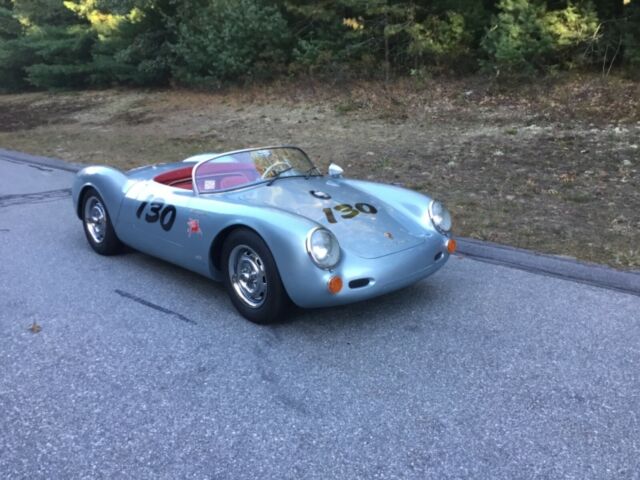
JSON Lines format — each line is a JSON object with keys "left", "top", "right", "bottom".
{"left": 72, "top": 146, "right": 455, "bottom": 323}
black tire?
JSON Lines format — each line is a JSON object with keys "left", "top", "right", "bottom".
{"left": 222, "top": 229, "right": 290, "bottom": 324}
{"left": 81, "top": 187, "right": 123, "bottom": 256}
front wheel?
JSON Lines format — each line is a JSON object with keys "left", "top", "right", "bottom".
{"left": 81, "top": 188, "right": 123, "bottom": 255}
{"left": 222, "top": 229, "right": 290, "bottom": 324}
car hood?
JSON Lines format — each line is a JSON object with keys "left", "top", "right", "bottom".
{"left": 228, "top": 177, "right": 425, "bottom": 259}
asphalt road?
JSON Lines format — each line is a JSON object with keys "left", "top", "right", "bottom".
{"left": 1, "top": 157, "right": 639, "bottom": 479}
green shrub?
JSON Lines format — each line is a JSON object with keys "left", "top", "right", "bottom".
{"left": 289, "top": 30, "right": 378, "bottom": 78}
{"left": 405, "top": 12, "right": 473, "bottom": 71}
{"left": 482, "top": 0, "right": 601, "bottom": 76}
{"left": 22, "top": 26, "right": 96, "bottom": 88}
{"left": 0, "top": 37, "right": 33, "bottom": 90}
{"left": 543, "top": 2, "right": 599, "bottom": 67}
{"left": 67, "top": 0, "right": 175, "bottom": 86}
{"left": 12, "top": 0, "right": 77, "bottom": 27}
{"left": 0, "top": 6, "right": 22, "bottom": 39}
{"left": 481, "top": 0, "right": 553, "bottom": 76}
{"left": 26, "top": 62, "right": 93, "bottom": 88}
{"left": 171, "top": 0, "right": 291, "bottom": 85}
{"left": 622, "top": 2, "right": 640, "bottom": 72}
{"left": 88, "top": 8, "right": 175, "bottom": 86}
{"left": 0, "top": 5, "right": 27, "bottom": 90}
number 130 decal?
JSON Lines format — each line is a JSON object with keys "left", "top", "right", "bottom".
{"left": 136, "top": 198, "right": 177, "bottom": 231}
{"left": 323, "top": 203, "right": 377, "bottom": 224}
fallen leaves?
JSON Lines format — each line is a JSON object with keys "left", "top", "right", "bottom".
{"left": 28, "top": 322, "right": 41, "bottom": 334}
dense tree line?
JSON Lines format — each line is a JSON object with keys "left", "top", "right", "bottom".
{"left": 0, "top": 0, "right": 638, "bottom": 90}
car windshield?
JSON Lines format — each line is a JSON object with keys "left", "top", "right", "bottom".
{"left": 193, "top": 146, "right": 319, "bottom": 194}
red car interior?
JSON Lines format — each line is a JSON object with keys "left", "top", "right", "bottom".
{"left": 154, "top": 163, "right": 260, "bottom": 191}
{"left": 154, "top": 165, "right": 194, "bottom": 189}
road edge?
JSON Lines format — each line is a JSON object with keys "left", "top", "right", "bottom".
{"left": 0, "top": 147, "right": 84, "bottom": 173}
{"left": 2, "top": 147, "right": 639, "bottom": 297}
{"left": 456, "top": 238, "right": 639, "bottom": 297}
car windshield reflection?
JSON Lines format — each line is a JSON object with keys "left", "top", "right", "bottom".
{"left": 193, "top": 146, "right": 319, "bottom": 194}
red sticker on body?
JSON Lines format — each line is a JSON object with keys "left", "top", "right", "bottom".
{"left": 187, "top": 218, "right": 202, "bottom": 236}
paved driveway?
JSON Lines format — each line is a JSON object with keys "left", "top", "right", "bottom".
{"left": 1, "top": 156, "right": 639, "bottom": 479}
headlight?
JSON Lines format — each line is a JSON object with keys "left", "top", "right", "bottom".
{"left": 428, "top": 200, "right": 452, "bottom": 234}
{"left": 306, "top": 227, "right": 340, "bottom": 269}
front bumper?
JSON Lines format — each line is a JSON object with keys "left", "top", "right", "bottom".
{"left": 284, "top": 234, "right": 450, "bottom": 308}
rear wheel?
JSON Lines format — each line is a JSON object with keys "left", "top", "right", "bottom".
{"left": 81, "top": 188, "right": 122, "bottom": 255}
{"left": 222, "top": 229, "right": 289, "bottom": 324}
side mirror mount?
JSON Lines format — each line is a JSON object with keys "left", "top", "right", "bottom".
{"left": 328, "top": 163, "right": 344, "bottom": 178}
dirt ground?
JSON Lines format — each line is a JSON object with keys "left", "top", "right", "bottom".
{"left": 0, "top": 74, "right": 638, "bottom": 269}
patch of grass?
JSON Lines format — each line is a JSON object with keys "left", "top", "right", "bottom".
{"left": 0, "top": 75, "right": 638, "bottom": 269}
{"left": 335, "top": 100, "right": 365, "bottom": 115}
{"left": 0, "top": 98, "right": 91, "bottom": 132}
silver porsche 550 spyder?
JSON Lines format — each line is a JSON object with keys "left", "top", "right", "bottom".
{"left": 72, "top": 146, "right": 455, "bottom": 323}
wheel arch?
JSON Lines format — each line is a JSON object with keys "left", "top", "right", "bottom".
{"left": 72, "top": 166, "right": 130, "bottom": 225}
{"left": 207, "top": 213, "right": 317, "bottom": 308}
{"left": 209, "top": 224, "right": 264, "bottom": 275}
{"left": 203, "top": 199, "right": 328, "bottom": 306}
{"left": 76, "top": 184, "right": 95, "bottom": 218}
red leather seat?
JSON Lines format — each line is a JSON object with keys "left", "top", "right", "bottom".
{"left": 171, "top": 179, "right": 193, "bottom": 190}
{"left": 154, "top": 162, "right": 260, "bottom": 191}
{"left": 220, "top": 174, "right": 250, "bottom": 190}
{"left": 154, "top": 166, "right": 194, "bottom": 189}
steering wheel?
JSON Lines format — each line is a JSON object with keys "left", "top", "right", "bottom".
{"left": 261, "top": 161, "right": 291, "bottom": 179}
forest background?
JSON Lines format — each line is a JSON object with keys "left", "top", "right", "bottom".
{"left": 0, "top": 0, "right": 638, "bottom": 89}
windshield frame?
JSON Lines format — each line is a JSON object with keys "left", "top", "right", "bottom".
{"left": 191, "top": 145, "right": 320, "bottom": 195}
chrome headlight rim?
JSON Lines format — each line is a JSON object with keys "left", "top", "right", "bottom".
{"left": 428, "top": 200, "right": 452, "bottom": 234}
{"left": 305, "top": 227, "right": 341, "bottom": 270}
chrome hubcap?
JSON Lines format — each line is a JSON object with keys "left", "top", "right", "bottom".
{"left": 228, "top": 245, "right": 267, "bottom": 308}
{"left": 84, "top": 196, "right": 107, "bottom": 244}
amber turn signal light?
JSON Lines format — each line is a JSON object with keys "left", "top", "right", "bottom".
{"left": 446, "top": 239, "right": 457, "bottom": 254}
{"left": 327, "top": 276, "right": 343, "bottom": 294}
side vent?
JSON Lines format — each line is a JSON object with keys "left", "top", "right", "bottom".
{"left": 349, "top": 278, "right": 371, "bottom": 289}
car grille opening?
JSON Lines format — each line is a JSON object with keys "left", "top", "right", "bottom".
{"left": 349, "top": 278, "right": 370, "bottom": 289}
{"left": 434, "top": 252, "right": 443, "bottom": 261}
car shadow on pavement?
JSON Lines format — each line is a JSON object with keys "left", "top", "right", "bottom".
{"left": 281, "top": 281, "right": 440, "bottom": 329}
